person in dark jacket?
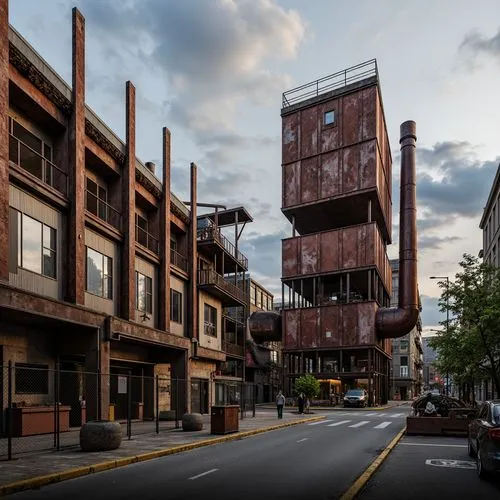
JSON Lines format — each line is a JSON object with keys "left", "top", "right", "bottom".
{"left": 297, "top": 393, "right": 305, "bottom": 414}
{"left": 276, "top": 391, "right": 285, "bottom": 419}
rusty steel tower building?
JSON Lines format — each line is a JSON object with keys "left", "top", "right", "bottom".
{"left": 275, "top": 60, "right": 417, "bottom": 406}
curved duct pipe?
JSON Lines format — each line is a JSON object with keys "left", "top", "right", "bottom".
{"left": 376, "top": 120, "right": 419, "bottom": 338}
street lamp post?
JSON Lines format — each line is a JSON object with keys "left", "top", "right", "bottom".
{"left": 430, "top": 276, "right": 450, "bottom": 395}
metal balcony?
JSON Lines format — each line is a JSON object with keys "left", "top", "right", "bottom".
{"left": 197, "top": 227, "right": 248, "bottom": 270}
{"left": 198, "top": 269, "right": 248, "bottom": 307}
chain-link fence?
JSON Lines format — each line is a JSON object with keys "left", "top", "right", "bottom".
{"left": 1, "top": 363, "right": 255, "bottom": 460}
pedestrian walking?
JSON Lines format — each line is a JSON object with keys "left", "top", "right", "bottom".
{"left": 276, "top": 391, "right": 285, "bottom": 419}
{"left": 297, "top": 393, "right": 305, "bottom": 414}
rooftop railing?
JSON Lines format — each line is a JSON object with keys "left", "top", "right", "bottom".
{"left": 282, "top": 59, "right": 378, "bottom": 108}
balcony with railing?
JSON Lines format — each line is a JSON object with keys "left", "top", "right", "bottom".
{"left": 170, "top": 248, "right": 188, "bottom": 272}
{"left": 197, "top": 227, "right": 248, "bottom": 270}
{"left": 9, "top": 134, "right": 68, "bottom": 196}
{"left": 136, "top": 225, "right": 159, "bottom": 254}
{"left": 85, "top": 190, "right": 121, "bottom": 231}
{"left": 198, "top": 269, "right": 248, "bottom": 307}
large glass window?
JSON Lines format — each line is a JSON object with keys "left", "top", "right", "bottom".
{"left": 86, "top": 247, "right": 113, "bottom": 299}
{"left": 136, "top": 271, "right": 152, "bottom": 313}
{"left": 170, "top": 289, "right": 182, "bottom": 323}
{"left": 204, "top": 304, "right": 217, "bottom": 337}
{"left": 14, "top": 210, "right": 57, "bottom": 279}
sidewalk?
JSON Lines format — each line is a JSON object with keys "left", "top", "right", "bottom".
{"left": 257, "top": 400, "right": 411, "bottom": 412}
{"left": 0, "top": 411, "right": 322, "bottom": 495}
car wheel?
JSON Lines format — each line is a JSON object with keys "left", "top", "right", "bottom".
{"left": 476, "top": 446, "right": 489, "bottom": 480}
{"left": 467, "top": 438, "right": 475, "bottom": 458}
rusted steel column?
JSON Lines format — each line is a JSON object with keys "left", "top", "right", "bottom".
{"left": 68, "top": 8, "right": 86, "bottom": 304}
{"left": 188, "top": 163, "right": 199, "bottom": 341}
{"left": 159, "top": 127, "right": 171, "bottom": 331}
{"left": 0, "top": 0, "right": 8, "bottom": 282}
{"left": 121, "top": 81, "right": 136, "bottom": 319}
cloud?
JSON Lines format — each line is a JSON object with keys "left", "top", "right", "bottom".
{"left": 420, "top": 295, "right": 444, "bottom": 328}
{"left": 419, "top": 235, "right": 461, "bottom": 251}
{"left": 459, "top": 28, "right": 500, "bottom": 68}
{"left": 81, "top": 0, "right": 306, "bottom": 136}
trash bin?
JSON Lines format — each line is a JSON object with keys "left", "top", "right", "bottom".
{"left": 210, "top": 405, "right": 239, "bottom": 435}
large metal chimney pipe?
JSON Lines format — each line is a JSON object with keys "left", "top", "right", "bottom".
{"left": 376, "top": 120, "right": 418, "bottom": 338}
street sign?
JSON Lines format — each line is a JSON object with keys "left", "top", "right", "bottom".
{"left": 425, "top": 459, "right": 475, "bottom": 469}
{"left": 118, "top": 376, "right": 127, "bottom": 394}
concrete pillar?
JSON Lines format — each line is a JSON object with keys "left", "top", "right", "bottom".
{"left": 0, "top": 0, "right": 8, "bottom": 282}
{"left": 121, "top": 81, "right": 136, "bottom": 319}
{"left": 67, "top": 8, "right": 86, "bottom": 304}
{"left": 188, "top": 163, "right": 198, "bottom": 341}
{"left": 159, "top": 128, "right": 171, "bottom": 331}
{"left": 84, "top": 331, "right": 110, "bottom": 421}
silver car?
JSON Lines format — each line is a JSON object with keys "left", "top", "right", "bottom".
{"left": 343, "top": 389, "right": 368, "bottom": 408}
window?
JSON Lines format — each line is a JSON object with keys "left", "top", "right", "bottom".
{"left": 9, "top": 118, "right": 53, "bottom": 185}
{"left": 270, "top": 350, "right": 278, "bottom": 363}
{"left": 400, "top": 365, "right": 409, "bottom": 377}
{"left": 13, "top": 209, "right": 57, "bottom": 279}
{"left": 15, "top": 363, "right": 49, "bottom": 394}
{"left": 170, "top": 289, "right": 182, "bottom": 323}
{"left": 204, "top": 304, "right": 217, "bottom": 337}
{"left": 400, "top": 356, "right": 408, "bottom": 366}
{"left": 324, "top": 110, "right": 335, "bottom": 125}
{"left": 135, "top": 213, "right": 149, "bottom": 247}
{"left": 86, "top": 177, "right": 108, "bottom": 221}
{"left": 250, "top": 283, "right": 256, "bottom": 305}
{"left": 86, "top": 247, "right": 113, "bottom": 299}
{"left": 400, "top": 340, "right": 409, "bottom": 352}
{"left": 256, "top": 290, "right": 262, "bottom": 308}
{"left": 136, "top": 271, "right": 152, "bottom": 314}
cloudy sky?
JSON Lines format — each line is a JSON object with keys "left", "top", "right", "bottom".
{"left": 10, "top": 0, "right": 500, "bottom": 334}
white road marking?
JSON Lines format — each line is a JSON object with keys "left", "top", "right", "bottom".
{"left": 349, "top": 421, "right": 370, "bottom": 428}
{"left": 188, "top": 468, "right": 218, "bottom": 480}
{"left": 425, "top": 459, "right": 475, "bottom": 469}
{"left": 327, "top": 420, "right": 352, "bottom": 427}
{"left": 308, "top": 420, "right": 330, "bottom": 426}
{"left": 364, "top": 413, "right": 378, "bottom": 416}
{"left": 297, "top": 438, "right": 308, "bottom": 443}
{"left": 390, "top": 413, "right": 405, "bottom": 418}
{"left": 373, "top": 421, "right": 392, "bottom": 429}
{"left": 400, "top": 443, "right": 467, "bottom": 448}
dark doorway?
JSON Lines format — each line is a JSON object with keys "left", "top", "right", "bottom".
{"left": 191, "top": 378, "right": 209, "bottom": 414}
{"left": 59, "top": 361, "right": 85, "bottom": 427}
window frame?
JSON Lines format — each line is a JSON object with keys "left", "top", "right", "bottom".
{"left": 204, "top": 303, "right": 217, "bottom": 337}
{"left": 135, "top": 271, "right": 153, "bottom": 314}
{"left": 14, "top": 209, "right": 57, "bottom": 279}
{"left": 85, "top": 246, "right": 113, "bottom": 300}
{"left": 15, "top": 362, "right": 49, "bottom": 395}
{"left": 324, "top": 110, "right": 336, "bottom": 126}
{"left": 170, "top": 288, "right": 183, "bottom": 324}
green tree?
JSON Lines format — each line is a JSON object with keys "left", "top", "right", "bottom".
{"left": 294, "top": 374, "right": 320, "bottom": 412}
{"left": 429, "top": 254, "right": 500, "bottom": 399}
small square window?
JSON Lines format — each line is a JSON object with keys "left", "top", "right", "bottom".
{"left": 324, "top": 110, "right": 335, "bottom": 125}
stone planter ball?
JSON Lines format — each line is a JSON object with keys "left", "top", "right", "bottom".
{"left": 80, "top": 420, "right": 122, "bottom": 452}
{"left": 182, "top": 413, "right": 203, "bottom": 431}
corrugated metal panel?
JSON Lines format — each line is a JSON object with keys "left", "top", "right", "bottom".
{"left": 282, "top": 223, "right": 391, "bottom": 292}
{"left": 300, "top": 106, "right": 318, "bottom": 158}
{"left": 319, "top": 150, "right": 340, "bottom": 198}
{"left": 9, "top": 268, "right": 58, "bottom": 299}
{"left": 300, "top": 157, "right": 318, "bottom": 203}
{"left": 170, "top": 275, "right": 187, "bottom": 336}
{"left": 282, "top": 113, "right": 299, "bottom": 164}
{"left": 283, "top": 302, "right": 377, "bottom": 349}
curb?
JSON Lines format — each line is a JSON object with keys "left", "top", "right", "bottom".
{"left": 339, "top": 427, "right": 406, "bottom": 500}
{"left": 0, "top": 416, "right": 324, "bottom": 497}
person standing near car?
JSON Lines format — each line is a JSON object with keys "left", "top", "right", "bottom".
{"left": 276, "top": 391, "right": 285, "bottom": 419}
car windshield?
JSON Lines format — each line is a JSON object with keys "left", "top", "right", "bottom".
{"left": 493, "top": 404, "right": 500, "bottom": 424}
{"left": 346, "top": 390, "right": 363, "bottom": 396}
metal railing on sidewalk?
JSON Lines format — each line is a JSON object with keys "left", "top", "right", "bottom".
{"left": 0, "top": 364, "right": 255, "bottom": 460}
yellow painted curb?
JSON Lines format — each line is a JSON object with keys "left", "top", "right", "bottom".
{"left": 0, "top": 416, "right": 324, "bottom": 497}
{"left": 340, "top": 427, "right": 406, "bottom": 500}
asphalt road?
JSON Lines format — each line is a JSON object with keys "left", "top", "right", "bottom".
{"left": 10, "top": 409, "right": 408, "bottom": 500}
{"left": 359, "top": 435, "right": 500, "bottom": 500}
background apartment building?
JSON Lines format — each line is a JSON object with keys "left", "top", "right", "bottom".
{"left": 0, "top": 4, "right": 252, "bottom": 430}
{"left": 389, "top": 259, "right": 423, "bottom": 400}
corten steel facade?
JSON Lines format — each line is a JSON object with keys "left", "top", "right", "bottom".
{"left": 480, "top": 163, "right": 500, "bottom": 267}
{"left": 0, "top": 2, "right": 251, "bottom": 428}
{"left": 279, "top": 60, "right": 393, "bottom": 406}
{"left": 389, "top": 259, "right": 423, "bottom": 400}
